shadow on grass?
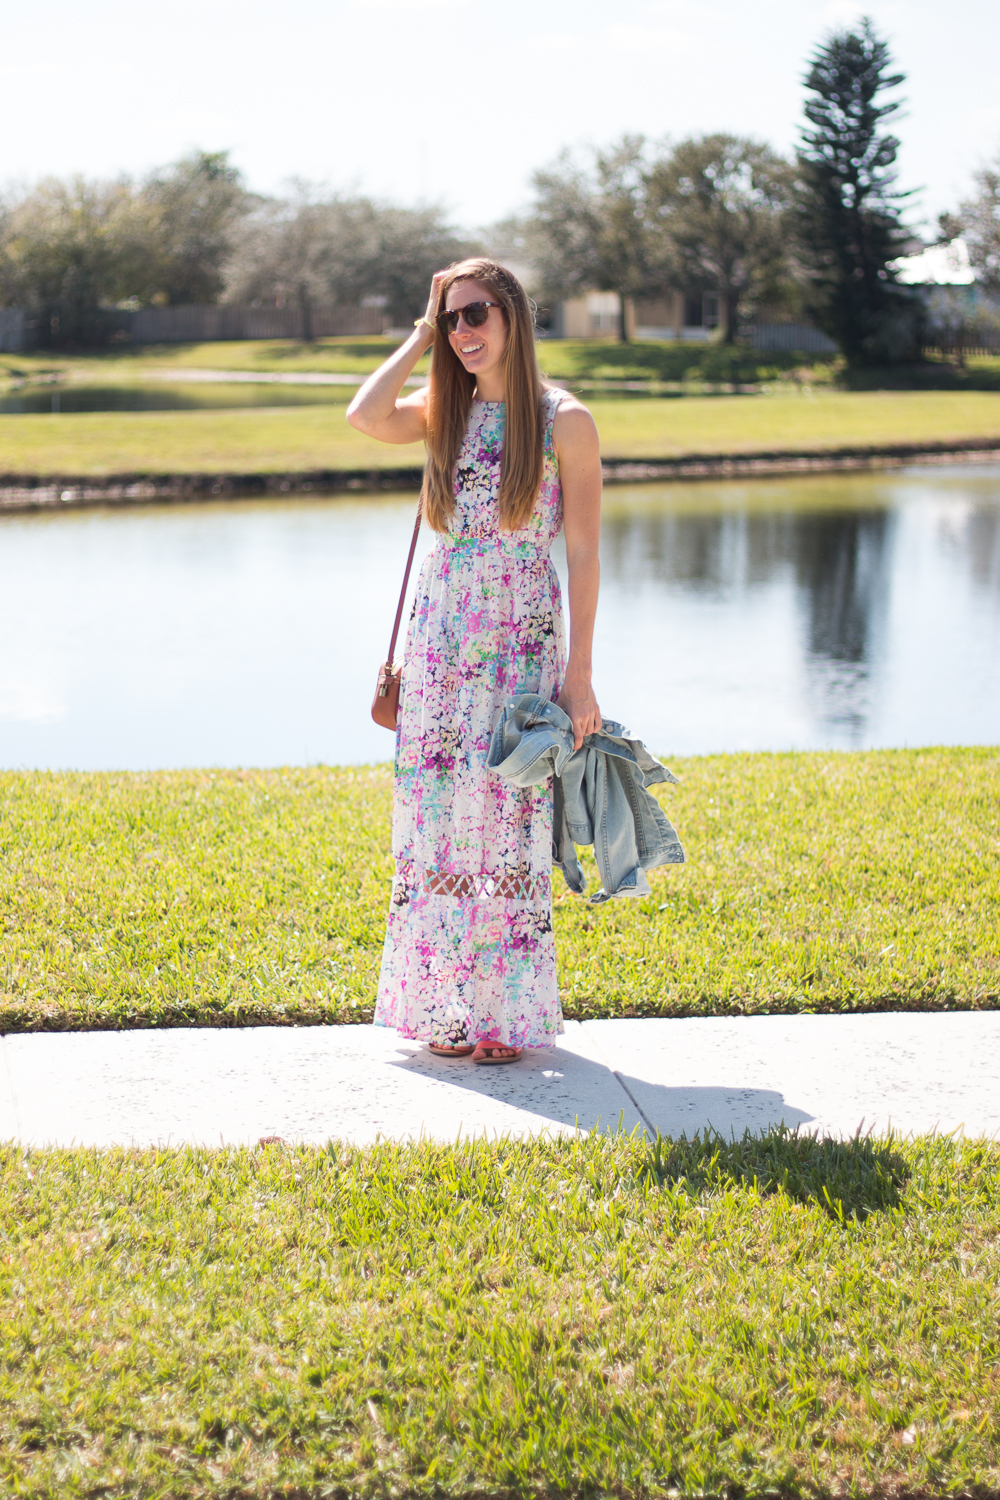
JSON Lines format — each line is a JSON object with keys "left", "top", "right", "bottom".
{"left": 643, "top": 1121, "right": 910, "bottom": 1222}
{"left": 838, "top": 358, "right": 1000, "bottom": 391}
{"left": 553, "top": 342, "right": 825, "bottom": 383}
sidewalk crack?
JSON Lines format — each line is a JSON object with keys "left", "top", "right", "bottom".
{"left": 613, "top": 1070, "right": 655, "bottom": 1138}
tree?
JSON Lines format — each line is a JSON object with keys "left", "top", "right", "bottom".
{"left": 0, "top": 150, "right": 251, "bottom": 343}
{"left": 136, "top": 150, "right": 250, "bottom": 305}
{"left": 225, "top": 187, "right": 346, "bottom": 340}
{"left": 225, "top": 192, "right": 475, "bottom": 335}
{"left": 531, "top": 136, "right": 650, "bottom": 341}
{"left": 0, "top": 175, "right": 135, "bottom": 344}
{"left": 0, "top": 154, "right": 472, "bottom": 346}
{"left": 355, "top": 203, "right": 478, "bottom": 326}
{"left": 646, "top": 135, "right": 793, "bottom": 343}
{"left": 951, "top": 149, "right": 1000, "bottom": 294}
{"left": 795, "top": 18, "right": 918, "bottom": 363}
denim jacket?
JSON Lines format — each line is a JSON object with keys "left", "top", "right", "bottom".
{"left": 487, "top": 693, "right": 685, "bottom": 903}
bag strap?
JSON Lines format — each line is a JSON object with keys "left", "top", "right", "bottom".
{"left": 385, "top": 498, "right": 423, "bottom": 667}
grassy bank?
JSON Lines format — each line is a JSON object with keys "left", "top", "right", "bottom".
{"left": 1, "top": 337, "right": 414, "bottom": 383}
{"left": 2, "top": 1129, "right": 998, "bottom": 1498}
{"left": 0, "top": 405, "right": 406, "bottom": 475}
{"left": 2, "top": 748, "right": 997, "bottom": 1033}
{"left": 5, "top": 335, "right": 1000, "bottom": 389}
{"left": 1, "top": 389, "right": 1000, "bottom": 477}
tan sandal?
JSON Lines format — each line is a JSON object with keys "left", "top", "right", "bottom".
{"left": 471, "top": 1042, "right": 523, "bottom": 1066}
{"left": 428, "top": 1042, "right": 475, "bottom": 1058}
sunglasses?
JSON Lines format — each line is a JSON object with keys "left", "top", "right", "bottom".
{"left": 436, "top": 300, "right": 501, "bottom": 335}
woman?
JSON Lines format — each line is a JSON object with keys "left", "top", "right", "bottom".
{"left": 347, "top": 259, "right": 602, "bottom": 1064}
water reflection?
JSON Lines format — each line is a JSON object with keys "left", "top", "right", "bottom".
{"left": 1, "top": 467, "right": 999, "bottom": 769}
{"left": 590, "top": 468, "right": 1000, "bottom": 756}
{"left": 795, "top": 511, "right": 890, "bottom": 738}
{"left": 0, "top": 383, "right": 355, "bottom": 414}
{"left": 795, "top": 511, "right": 890, "bottom": 663}
{"left": 599, "top": 502, "right": 894, "bottom": 741}
{"left": 953, "top": 504, "right": 1000, "bottom": 596}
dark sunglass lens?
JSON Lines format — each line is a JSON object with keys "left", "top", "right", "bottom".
{"left": 439, "top": 302, "right": 491, "bottom": 334}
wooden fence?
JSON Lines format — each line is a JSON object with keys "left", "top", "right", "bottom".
{"left": 0, "top": 308, "right": 26, "bottom": 353}
{"left": 129, "top": 303, "right": 386, "bottom": 343}
{"left": 749, "top": 322, "right": 837, "bottom": 354}
{"left": 0, "top": 302, "right": 391, "bottom": 350}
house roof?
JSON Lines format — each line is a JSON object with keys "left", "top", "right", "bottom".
{"left": 891, "top": 238, "right": 975, "bottom": 286}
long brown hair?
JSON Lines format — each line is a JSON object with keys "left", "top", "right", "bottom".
{"left": 422, "top": 258, "right": 545, "bottom": 533}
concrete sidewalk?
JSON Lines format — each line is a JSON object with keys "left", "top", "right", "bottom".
{"left": 2, "top": 1012, "right": 998, "bottom": 1148}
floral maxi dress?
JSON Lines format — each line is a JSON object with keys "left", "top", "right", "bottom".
{"left": 374, "top": 389, "right": 569, "bottom": 1050}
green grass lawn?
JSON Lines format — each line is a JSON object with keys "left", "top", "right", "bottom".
{"left": 0, "top": 405, "right": 410, "bottom": 475}
{"left": 4, "top": 752, "right": 998, "bottom": 1497}
{"left": 0, "top": 337, "right": 418, "bottom": 382}
{"left": 2, "top": 748, "right": 997, "bottom": 1034}
{"left": 591, "top": 389, "right": 1000, "bottom": 458}
{"left": 1, "top": 390, "right": 999, "bottom": 476}
{"left": 2, "top": 1128, "right": 998, "bottom": 1498}
{"left": 5, "top": 335, "right": 1000, "bottom": 390}
{"left": 4, "top": 336, "right": 806, "bottom": 386}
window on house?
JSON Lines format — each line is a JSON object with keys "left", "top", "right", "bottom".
{"left": 683, "top": 295, "right": 703, "bottom": 327}
{"left": 586, "top": 292, "right": 621, "bottom": 333}
{"left": 683, "top": 292, "right": 722, "bottom": 329}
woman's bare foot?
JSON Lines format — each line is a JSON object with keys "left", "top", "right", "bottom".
{"left": 471, "top": 1042, "right": 523, "bottom": 1065}
{"left": 428, "top": 1042, "right": 475, "bottom": 1058}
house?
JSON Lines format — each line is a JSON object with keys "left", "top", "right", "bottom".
{"left": 545, "top": 290, "right": 720, "bottom": 340}
{"left": 889, "top": 237, "right": 998, "bottom": 354}
{"left": 890, "top": 238, "right": 975, "bottom": 287}
{"left": 540, "top": 287, "right": 834, "bottom": 352}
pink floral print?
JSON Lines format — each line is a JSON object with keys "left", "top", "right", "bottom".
{"left": 375, "top": 390, "right": 569, "bottom": 1049}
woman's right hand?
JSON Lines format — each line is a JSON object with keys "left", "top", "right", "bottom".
{"left": 346, "top": 274, "right": 446, "bottom": 441}
{"left": 422, "top": 272, "right": 448, "bottom": 335}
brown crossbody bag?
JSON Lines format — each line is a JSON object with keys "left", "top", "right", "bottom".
{"left": 371, "top": 499, "right": 423, "bottom": 730}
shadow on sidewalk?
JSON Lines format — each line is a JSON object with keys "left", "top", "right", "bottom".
{"left": 389, "top": 1043, "right": 816, "bottom": 1139}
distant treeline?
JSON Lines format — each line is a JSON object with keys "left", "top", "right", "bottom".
{"left": 0, "top": 154, "right": 477, "bottom": 348}
{"left": 1, "top": 19, "right": 998, "bottom": 364}
{"left": 522, "top": 20, "right": 1000, "bottom": 363}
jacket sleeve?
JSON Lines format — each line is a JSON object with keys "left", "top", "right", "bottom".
{"left": 552, "top": 777, "right": 585, "bottom": 895}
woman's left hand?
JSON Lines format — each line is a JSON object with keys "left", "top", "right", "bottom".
{"left": 560, "top": 672, "right": 602, "bottom": 752}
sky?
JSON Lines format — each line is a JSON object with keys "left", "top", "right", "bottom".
{"left": 3, "top": 0, "right": 998, "bottom": 239}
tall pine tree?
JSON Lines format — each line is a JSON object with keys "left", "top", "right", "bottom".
{"left": 796, "top": 18, "right": 917, "bottom": 363}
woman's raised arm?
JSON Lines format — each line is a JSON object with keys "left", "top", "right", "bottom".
{"left": 346, "top": 273, "right": 445, "bottom": 444}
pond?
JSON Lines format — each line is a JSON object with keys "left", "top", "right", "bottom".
{"left": 0, "top": 379, "right": 712, "bottom": 414}
{"left": 1, "top": 465, "right": 998, "bottom": 770}
{"left": 0, "top": 382, "right": 356, "bottom": 414}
